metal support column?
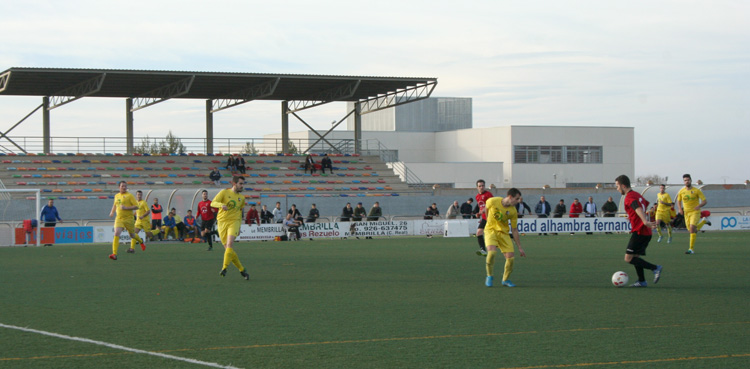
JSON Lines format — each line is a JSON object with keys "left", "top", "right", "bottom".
{"left": 206, "top": 99, "right": 214, "bottom": 154}
{"left": 354, "top": 102, "right": 362, "bottom": 154}
{"left": 125, "top": 98, "right": 134, "bottom": 154}
{"left": 281, "top": 101, "right": 289, "bottom": 153}
{"left": 42, "top": 97, "right": 50, "bottom": 153}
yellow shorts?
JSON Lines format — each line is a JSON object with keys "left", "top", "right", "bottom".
{"left": 655, "top": 211, "right": 671, "bottom": 223}
{"left": 218, "top": 220, "right": 241, "bottom": 246}
{"left": 135, "top": 219, "right": 152, "bottom": 233}
{"left": 484, "top": 229, "right": 514, "bottom": 253}
{"left": 685, "top": 211, "right": 701, "bottom": 228}
{"left": 114, "top": 217, "right": 135, "bottom": 234}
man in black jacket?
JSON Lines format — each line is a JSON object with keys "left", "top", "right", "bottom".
{"left": 460, "top": 198, "right": 474, "bottom": 219}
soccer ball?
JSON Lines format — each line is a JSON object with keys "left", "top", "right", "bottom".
{"left": 612, "top": 271, "right": 629, "bottom": 287}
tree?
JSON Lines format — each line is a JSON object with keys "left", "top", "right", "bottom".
{"left": 133, "top": 131, "right": 186, "bottom": 154}
{"left": 636, "top": 174, "right": 668, "bottom": 186}
{"left": 241, "top": 142, "right": 258, "bottom": 155}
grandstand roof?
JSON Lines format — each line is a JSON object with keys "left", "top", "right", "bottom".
{"left": 0, "top": 67, "right": 437, "bottom": 102}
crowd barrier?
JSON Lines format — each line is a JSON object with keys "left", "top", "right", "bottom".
{"left": 5, "top": 213, "right": 749, "bottom": 246}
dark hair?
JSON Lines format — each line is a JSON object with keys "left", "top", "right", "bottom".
{"left": 118, "top": 180, "right": 127, "bottom": 186}
{"left": 476, "top": 179, "right": 485, "bottom": 186}
{"left": 232, "top": 176, "right": 244, "bottom": 184}
{"left": 683, "top": 173, "right": 692, "bottom": 179}
{"left": 615, "top": 174, "right": 631, "bottom": 188}
{"left": 468, "top": 198, "right": 473, "bottom": 202}
{"left": 507, "top": 188, "right": 522, "bottom": 197}
{"left": 136, "top": 190, "right": 142, "bottom": 194}
{"left": 202, "top": 189, "right": 208, "bottom": 194}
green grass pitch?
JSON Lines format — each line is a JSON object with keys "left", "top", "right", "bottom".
{"left": 1, "top": 232, "right": 749, "bottom": 368}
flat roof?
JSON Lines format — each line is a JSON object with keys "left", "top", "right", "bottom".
{"left": 0, "top": 67, "right": 437, "bottom": 102}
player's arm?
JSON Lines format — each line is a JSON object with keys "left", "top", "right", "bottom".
{"left": 510, "top": 218, "right": 525, "bottom": 257}
{"left": 675, "top": 192, "right": 684, "bottom": 215}
{"left": 634, "top": 205, "right": 655, "bottom": 229}
{"left": 696, "top": 191, "right": 707, "bottom": 211}
{"left": 210, "top": 191, "right": 228, "bottom": 211}
{"left": 109, "top": 201, "right": 117, "bottom": 218}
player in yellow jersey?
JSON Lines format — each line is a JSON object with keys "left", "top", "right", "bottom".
{"left": 483, "top": 188, "right": 526, "bottom": 288}
{"left": 675, "top": 174, "right": 708, "bottom": 254}
{"left": 211, "top": 176, "right": 250, "bottom": 280}
{"left": 129, "top": 190, "right": 158, "bottom": 253}
{"left": 655, "top": 184, "right": 674, "bottom": 244}
{"left": 108, "top": 181, "right": 145, "bottom": 260}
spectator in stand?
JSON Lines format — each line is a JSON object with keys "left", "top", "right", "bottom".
{"left": 515, "top": 196, "right": 532, "bottom": 218}
{"left": 341, "top": 202, "right": 354, "bottom": 221}
{"left": 569, "top": 198, "right": 582, "bottom": 235}
{"left": 288, "top": 204, "right": 304, "bottom": 224}
{"left": 307, "top": 203, "right": 320, "bottom": 223}
{"left": 584, "top": 196, "right": 597, "bottom": 235}
{"left": 184, "top": 210, "right": 197, "bottom": 239}
{"left": 424, "top": 205, "right": 436, "bottom": 220}
{"left": 197, "top": 190, "right": 218, "bottom": 250}
{"left": 460, "top": 198, "right": 474, "bottom": 219}
{"left": 40, "top": 199, "right": 62, "bottom": 227}
{"left": 535, "top": 196, "right": 551, "bottom": 236}
{"left": 445, "top": 201, "right": 460, "bottom": 219}
{"left": 151, "top": 198, "right": 164, "bottom": 240}
{"left": 368, "top": 202, "right": 383, "bottom": 221}
{"left": 272, "top": 202, "right": 285, "bottom": 223}
{"left": 304, "top": 154, "right": 316, "bottom": 174}
{"left": 320, "top": 153, "right": 334, "bottom": 174}
{"left": 226, "top": 155, "right": 236, "bottom": 175}
{"left": 245, "top": 203, "right": 260, "bottom": 225}
{"left": 209, "top": 167, "right": 222, "bottom": 187}
{"left": 235, "top": 154, "right": 246, "bottom": 175}
{"left": 260, "top": 204, "right": 273, "bottom": 224}
{"left": 353, "top": 202, "right": 367, "bottom": 222}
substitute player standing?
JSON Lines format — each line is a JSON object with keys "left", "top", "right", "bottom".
{"left": 484, "top": 188, "right": 525, "bottom": 288}
{"left": 211, "top": 176, "right": 250, "bottom": 280}
{"left": 615, "top": 175, "right": 662, "bottom": 287}
{"left": 197, "top": 189, "right": 218, "bottom": 251}
{"left": 474, "top": 179, "right": 493, "bottom": 256}
{"left": 676, "top": 174, "right": 709, "bottom": 254}
{"left": 655, "top": 184, "right": 673, "bottom": 244}
{"left": 108, "top": 181, "right": 145, "bottom": 260}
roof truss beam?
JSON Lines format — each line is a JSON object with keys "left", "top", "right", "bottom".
{"left": 287, "top": 80, "right": 361, "bottom": 113}
{"left": 48, "top": 73, "right": 107, "bottom": 110}
{"left": 359, "top": 80, "right": 437, "bottom": 115}
{"left": 131, "top": 75, "right": 195, "bottom": 112}
{"left": 211, "top": 77, "right": 280, "bottom": 113}
{"left": 0, "top": 70, "right": 10, "bottom": 93}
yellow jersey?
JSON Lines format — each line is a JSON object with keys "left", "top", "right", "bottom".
{"left": 113, "top": 192, "right": 138, "bottom": 220}
{"left": 656, "top": 193, "right": 673, "bottom": 213}
{"left": 136, "top": 200, "right": 151, "bottom": 221}
{"left": 484, "top": 197, "right": 518, "bottom": 234}
{"left": 211, "top": 189, "right": 246, "bottom": 224}
{"left": 676, "top": 186, "right": 706, "bottom": 214}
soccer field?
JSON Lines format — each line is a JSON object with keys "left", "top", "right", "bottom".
{"left": 1, "top": 232, "right": 749, "bottom": 369}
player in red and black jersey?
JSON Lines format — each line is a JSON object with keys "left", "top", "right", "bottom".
{"left": 616, "top": 175, "right": 663, "bottom": 287}
{"left": 197, "top": 189, "right": 219, "bottom": 251}
{"left": 474, "top": 179, "right": 493, "bottom": 256}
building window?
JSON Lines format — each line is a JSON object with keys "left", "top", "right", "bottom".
{"left": 513, "top": 146, "right": 602, "bottom": 164}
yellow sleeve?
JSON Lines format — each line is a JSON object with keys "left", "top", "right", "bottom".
{"left": 211, "top": 190, "right": 227, "bottom": 208}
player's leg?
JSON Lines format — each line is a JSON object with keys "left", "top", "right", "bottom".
{"left": 625, "top": 234, "right": 658, "bottom": 286}
{"left": 129, "top": 227, "right": 141, "bottom": 253}
{"left": 484, "top": 230, "right": 498, "bottom": 287}
{"left": 686, "top": 212, "right": 699, "bottom": 254}
{"left": 111, "top": 224, "right": 124, "bottom": 260}
{"left": 476, "top": 218, "right": 488, "bottom": 256}
{"left": 498, "top": 235, "right": 516, "bottom": 287}
{"left": 655, "top": 214, "right": 665, "bottom": 242}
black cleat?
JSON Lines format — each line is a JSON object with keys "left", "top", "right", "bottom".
{"left": 220, "top": 269, "right": 227, "bottom": 277}
{"left": 706, "top": 220, "right": 712, "bottom": 226}
{"left": 240, "top": 269, "right": 250, "bottom": 280}
{"left": 207, "top": 246, "right": 213, "bottom": 251}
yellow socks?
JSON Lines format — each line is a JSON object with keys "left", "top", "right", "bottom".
{"left": 222, "top": 248, "right": 245, "bottom": 272}
{"left": 667, "top": 226, "right": 672, "bottom": 238}
{"left": 696, "top": 220, "right": 706, "bottom": 231}
{"left": 485, "top": 250, "right": 497, "bottom": 277}
{"left": 112, "top": 236, "right": 119, "bottom": 255}
{"left": 130, "top": 238, "right": 136, "bottom": 250}
{"left": 503, "top": 257, "right": 515, "bottom": 282}
{"left": 689, "top": 233, "right": 696, "bottom": 250}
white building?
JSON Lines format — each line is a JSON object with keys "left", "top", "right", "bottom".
{"left": 274, "top": 98, "right": 634, "bottom": 189}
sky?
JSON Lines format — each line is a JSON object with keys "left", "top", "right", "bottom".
{"left": 1, "top": 0, "right": 748, "bottom": 184}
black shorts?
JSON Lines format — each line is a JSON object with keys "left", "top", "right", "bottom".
{"left": 151, "top": 219, "right": 162, "bottom": 229}
{"left": 201, "top": 218, "right": 216, "bottom": 231}
{"left": 626, "top": 233, "right": 652, "bottom": 255}
{"left": 477, "top": 218, "right": 487, "bottom": 230}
